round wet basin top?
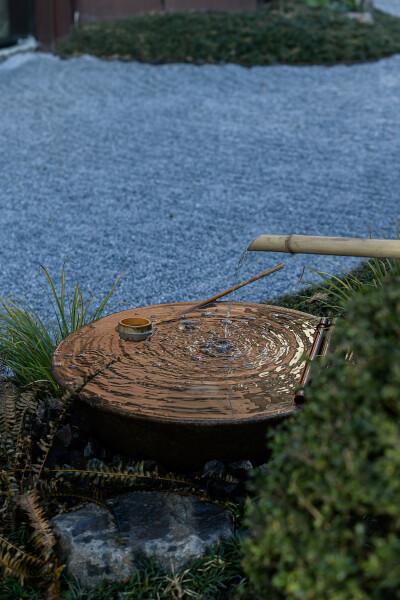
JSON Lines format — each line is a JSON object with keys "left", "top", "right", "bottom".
{"left": 52, "top": 301, "right": 318, "bottom": 424}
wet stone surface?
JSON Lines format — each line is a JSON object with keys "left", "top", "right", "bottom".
{"left": 50, "top": 490, "right": 233, "bottom": 589}
{"left": 202, "top": 459, "right": 226, "bottom": 479}
{"left": 227, "top": 459, "right": 254, "bottom": 480}
{"left": 52, "top": 302, "right": 317, "bottom": 426}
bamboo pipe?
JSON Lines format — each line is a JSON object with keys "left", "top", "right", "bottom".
{"left": 178, "top": 262, "right": 284, "bottom": 317}
{"left": 247, "top": 234, "right": 400, "bottom": 259}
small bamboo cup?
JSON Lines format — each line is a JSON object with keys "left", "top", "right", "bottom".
{"left": 117, "top": 317, "right": 153, "bottom": 341}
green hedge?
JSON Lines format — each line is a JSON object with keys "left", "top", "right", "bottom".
{"left": 57, "top": 3, "right": 400, "bottom": 66}
{"left": 243, "top": 276, "right": 400, "bottom": 599}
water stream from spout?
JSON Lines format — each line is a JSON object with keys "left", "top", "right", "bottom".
{"left": 224, "top": 249, "right": 249, "bottom": 338}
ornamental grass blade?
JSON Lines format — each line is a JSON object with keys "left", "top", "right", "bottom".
{"left": 300, "top": 266, "right": 356, "bottom": 304}
{"left": 89, "top": 269, "right": 126, "bottom": 323}
{"left": 39, "top": 265, "right": 69, "bottom": 341}
{"left": 0, "top": 267, "right": 124, "bottom": 391}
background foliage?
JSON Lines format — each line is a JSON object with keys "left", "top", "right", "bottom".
{"left": 57, "top": 1, "right": 400, "bottom": 66}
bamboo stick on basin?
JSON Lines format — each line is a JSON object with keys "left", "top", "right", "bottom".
{"left": 179, "top": 262, "right": 284, "bottom": 316}
{"left": 247, "top": 235, "right": 400, "bottom": 259}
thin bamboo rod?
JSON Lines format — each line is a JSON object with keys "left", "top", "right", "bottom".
{"left": 247, "top": 234, "right": 400, "bottom": 259}
{"left": 179, "top": 262, "right": 284, "bottom": 316}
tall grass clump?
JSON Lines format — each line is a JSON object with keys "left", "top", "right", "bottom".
{"left": 300, "top": 255, "right": 400, "bottom": 315}
{"left": 274, "top": 224, "right": 400, "bottom": 317}
{"left": 0, "top": 266, "right": 124, "bottom": 391}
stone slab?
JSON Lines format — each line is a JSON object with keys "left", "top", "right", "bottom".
{"left": 50, "top": 490, "right": 233, "bottom": 589}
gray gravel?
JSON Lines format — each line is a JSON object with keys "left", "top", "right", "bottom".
{"left": 375, "top": 0, "right": 400, "bottom": 17}
{"left": 0, "top": 48, "right": 400, "bottom": 320}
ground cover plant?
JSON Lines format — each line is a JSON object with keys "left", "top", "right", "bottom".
{"left": 244, "top": 275, "right": 400, "bottom": 599}
{"left": 57, "top": 1, "right": 400, "bottom": 66}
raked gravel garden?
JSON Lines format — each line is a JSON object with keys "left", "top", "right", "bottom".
{"left": 0, "top": 1, "right": 400, "bottom": 598}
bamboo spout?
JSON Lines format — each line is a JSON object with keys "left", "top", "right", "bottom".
{"left": 247, "top": 234, "right": 400, "bottom": 259}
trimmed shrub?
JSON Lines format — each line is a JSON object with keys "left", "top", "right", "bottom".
{"left": 243, "top": 276, "right": 400, "bottom": 600}
{"left": 57, "top": 3, "right": 400, "bottom": 66}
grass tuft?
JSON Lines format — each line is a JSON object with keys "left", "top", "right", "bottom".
{"left": 0, "top": 266, "right": 124, "bottom": 391}
{"left": 0, "top": 536, "right": 246, "bottom": 599}
{"left": 269, "top": 223, "right": 400, "bottom": 316}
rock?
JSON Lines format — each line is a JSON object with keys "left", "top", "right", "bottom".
{"left": 206, "top": 479, "right": 238, "bottom": 501}
{"left": 112, "top": 453, "right": 125, "bottom": 465}
{"left": 235, "top": 496, "right": 248, "bottom": 508}
{"left": 347, "top": 11, "right": 374, "bottom": 24}
{"left": 87, "top": 458, "right": 103, "bottom": 470}
{"left": 257, "top": 462, "right": 271, "bottom": 477}
{"left": 142, "top": 459, "right": 166, "bottom": 475}
{"left": 346, "top": 0, "right": 374, "bottom": 24}
{"left": 35, "top": 400, "right": 47, "bottom": 424}
{"left": 227, "top": 459, "right": 253, "bottom": 480}
{"left": 54, "top": 424, "right": 72, "bottom": 448}
{"left": 83, "top": 437, "right": 105, "bottom": 459}
{"left": 47, "top": 397, "right": 63, "bottom": 421}
{"left": 71, "top": 428, "right": 88, "bottom": 448}
{"left": 202, "top": 459, "right": 226, "bottom": 479}
{"left": 50, "top": 491, "right": 233, "bottom": 589}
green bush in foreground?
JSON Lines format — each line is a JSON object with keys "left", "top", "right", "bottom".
{"left": 244, "top": 276, "right": 400, "bottom": 599}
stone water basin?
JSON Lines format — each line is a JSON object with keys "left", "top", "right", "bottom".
{"left": 51, "top": 301, "right": 318, "bottom": 471}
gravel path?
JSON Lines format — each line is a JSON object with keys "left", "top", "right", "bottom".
{"left": 0, "top": 46, "right": 400, "bottom": 320}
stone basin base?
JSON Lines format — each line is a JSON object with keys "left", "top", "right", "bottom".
{"left": 76, "top": 399, "right": 287, "bottom": 471}
{"left": 52, "top": 301, "right": 318, "bottom": 472}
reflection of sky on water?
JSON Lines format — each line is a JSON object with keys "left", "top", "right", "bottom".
{"left": 53, "top": 302, "right": 318, "bottom": 422}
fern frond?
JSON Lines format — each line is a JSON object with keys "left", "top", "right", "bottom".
{"left": 31, "top": 388, "right": 81, "bottom": 487}
{"left": 48, "top": 485, "right": 111, "bottom": 509}
{"left": 16, "top": 490, "right": 56, "bottom": 562}
{"left": 50, "top": 460, "right": 192, "bottom": 488}
{"left": 0, "top": 383, "right": 18, "bottom": 458}
{"left": 32, "top": 359, "right": 119, "bottom": 487}
{"left": 199, "top": 471, "right": 239, "bottom": 484}
{"left": 0, "top": 548, "right": 30, "bottom": 581}
{"left": 39, "top": 559, "right": 65, "bottom": 600}
{"left": 0, "top": 533, "right": 44, "bottom": 584}
{"left": 12, "top": 391, "right": 38, "bottom": 472}
{"left": 0, "top": 465, "right": 20, "bottom": 531}
{"left": 44, "top": 461, "right": 213, "bottom": 504}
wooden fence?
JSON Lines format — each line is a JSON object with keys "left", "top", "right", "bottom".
{"left": 34, "top": 0, "right": 258, "bottom": 48}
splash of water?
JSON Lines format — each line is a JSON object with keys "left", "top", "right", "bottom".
{"left": 224, "top": 249, "right": 249, "bottom": 338}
